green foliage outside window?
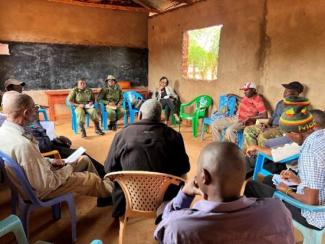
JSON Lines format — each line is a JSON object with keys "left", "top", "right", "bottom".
{"left": 186, "top": 25, "right": 222, "bottom": 80}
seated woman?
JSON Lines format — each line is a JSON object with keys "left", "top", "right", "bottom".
{"left": 68, "top": 79, "right": 104, "bottom": 138}
{"left": 152, "top": 76, "right": 180, "bottom": 124}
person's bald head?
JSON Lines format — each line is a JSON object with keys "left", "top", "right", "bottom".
{"left": 2, "top": 91, "right": 35, "bottom": 123}
{"left": 196, "top": 142, "right": 246, "bottom": 201}
{"left": 139, "top": 98, "right": 162, "bottom": 121}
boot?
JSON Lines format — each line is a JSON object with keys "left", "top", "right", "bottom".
{"left": 95, "top": 121, "right": 105, "bottom": 135}
{"left": 109, "top": 121, "right": 117, "bottom": 131}
{"left": 79, "top": 122, "right": 87, "bottom": 138}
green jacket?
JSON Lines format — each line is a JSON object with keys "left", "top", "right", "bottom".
{"left": 68, "top": 87, "right": 95, "bottom": 104}
{"left": 97, "top": 84, "right": 123, "bottom": 106}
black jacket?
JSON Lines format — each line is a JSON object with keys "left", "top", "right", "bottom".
{"left": 104, "top": 119, "right": 190, "bottom": 217}
{"left": 104, "top": 119, "right": 190, "bottom": 176}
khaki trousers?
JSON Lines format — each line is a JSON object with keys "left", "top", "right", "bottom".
{"left": 212, "top": 117, "right": 244, "bottom": 143}
{"left": 45, "top": 155, "right": 113, "bottom": 199}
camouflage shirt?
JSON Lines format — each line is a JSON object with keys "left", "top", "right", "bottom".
{"left": 68, "top": 87, "right": 95, "bottom": 104}
{"left": 97, "top": 84, "right": 123, "bottom": 105}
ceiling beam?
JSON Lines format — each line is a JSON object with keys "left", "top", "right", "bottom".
{"left": 131, "top": 0, "right": 159, "bottom": 13}
{"left": 48, "top": 0, "right": 150, "bottom": 13}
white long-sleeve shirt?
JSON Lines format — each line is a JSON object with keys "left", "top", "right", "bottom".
{"left": 0, "top": 120, "right": 73, "bottom": 199}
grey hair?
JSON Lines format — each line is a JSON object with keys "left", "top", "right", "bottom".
{"left": 139, "top": 99, "right": 162, "bottom": 121}
{"left": 2, "top": 91, "right": 34, "bottom": 117}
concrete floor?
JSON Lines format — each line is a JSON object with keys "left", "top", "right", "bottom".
{"left": 0, "top": 119, "right": 303, "bottom": 243}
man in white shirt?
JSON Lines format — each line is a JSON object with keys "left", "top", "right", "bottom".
{"left": 0, "top": 91, "right": 113, "bottom": 199}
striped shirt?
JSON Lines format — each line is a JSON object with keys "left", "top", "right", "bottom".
{"left": 237, "top": 95, "right": 266, "bottom": 121}
{"left": 297, "top": 129, "right": 325, "bottom": 229}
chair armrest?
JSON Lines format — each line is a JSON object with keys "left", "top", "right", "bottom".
{"left": 273, "top": 191, "right": 325, "bottom": 212}
{"left": 258, "top": 152, "right": 300, "bottom": 164}
{"left": 180, "top": 99, "right": 196, "bottom": 113}
{"left": 41, "top": 150, "right": 61, "bottom": 159}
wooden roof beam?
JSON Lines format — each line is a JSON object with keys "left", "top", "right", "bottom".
{"left": 48, "top": 0, "right": 150, "bottom": 13}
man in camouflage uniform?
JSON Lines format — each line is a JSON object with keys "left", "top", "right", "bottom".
{"left": 244, "top": 81, "right": 304, "bottom": 147}
{"left": 68, "top": 79, "right": 104, "bottom": 138}
{"left": 97, "top": 75, "right": 125, "bottom": 130}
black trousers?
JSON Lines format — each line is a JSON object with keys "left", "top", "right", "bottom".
{"left": 160, "top": 98, "right": 178, "bottom": 121}
{"left": 245, "top": 178, "right": 322, "bottom": 230}
{"left": 52, "top": 145, "right": 106, "bottom": 178}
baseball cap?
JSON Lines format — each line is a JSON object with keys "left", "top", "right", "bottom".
{"left": 106, "top": 75, "right": 116, "bottom": 81}
{"left": 282, "top": 81, "right": 304, "bottom": 94}
{"left": 4, "top": 79, "right": 25, "bottom": 90}
{"left": 240, "top": 81, "right": 257, "bottom": 90}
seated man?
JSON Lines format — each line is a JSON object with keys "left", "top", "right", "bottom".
{"left": 26, "top": 120, "right": 106, "bottom": 177}
{"left": 0, "top": 91, "right": 112, "bottom": 200}
{"left": 154, "top": 142, "right": 294, "bottom": 244}
{"left": 245, "top": 101, "right": 325, "bottom": 230}
{"left": 104, "top": 99, "right": 190, "bottom": 217}
{"left": 212, "top": 82, "right": 267, "bottom": 143}
{"left": 97, "top": 75, "right": 125, "bottom": 131}
{"left": 244, "top": 81, "right": 304, "bottom": 147}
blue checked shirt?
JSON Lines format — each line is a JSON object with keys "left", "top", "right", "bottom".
{"left": 297, "top": 129, "right": 325, "bottom": 229}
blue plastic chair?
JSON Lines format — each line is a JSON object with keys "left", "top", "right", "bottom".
{"left": 66, "top": 96, "right": 90, "bottom": 134}
{"left": 273, "top": 191, "right": 325, "bottom": 244}
{"left": 37, "top": 108, "right": 49, "bottom": 121}
{"left": 0, "top": 215, "right": 28, "bottom": 244}
{"left": 200, "top": 95, "right": 237, "bottom": 140}
{"left": 252, "top": 152, "right": 300, "bottom": 180}
{"left": 0, "top": 151, "right": 77, "bottom": 242}
{"left": 122, "top": 91, "right": 144, "bottom": 125}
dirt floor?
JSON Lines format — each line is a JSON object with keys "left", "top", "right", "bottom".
{"left": 0, "top": 119, "right": 304, "bottom": 243}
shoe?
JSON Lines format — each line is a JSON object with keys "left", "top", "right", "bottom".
{"left": 109, "top": 121, "right": 117, "bottom": 131}
{"left": 94, "top": 121, "right": 105, "bottom": 135}
{"left": 79, "top": 123, "right": 87, "bottom": 138}
{"left": 97, "top": 196, "right": 113, "bottom": 207}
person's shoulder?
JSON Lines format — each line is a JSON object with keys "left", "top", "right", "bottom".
{"left": 70, "top": 87, "right": 78, "bottom": 93}
{"left": 303, "top": 129, "right": 325, "bottom": 151}
{"left": 254, "top": 198, "right": 289, "bottom": 214}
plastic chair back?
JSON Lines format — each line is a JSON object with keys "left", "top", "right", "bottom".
{"left": 273, "top": 191, "right": 325, "bottom": 244}
{"left": 37, "top": 108, "right": 49, "bottom": 121}
{"left": 0, "top": 151, "right": 41, "bottom": 204}
{"left": 105, "top": 171, "right": 184, "bottom": 244}
{"left": 0, "top": 215, "right": 28, "bottom": 244}
{"left": 0, "top": 150, "right": 77, "bottom": 241}
{"left": 123, "top": 91, "right": 143, "bottom": 125}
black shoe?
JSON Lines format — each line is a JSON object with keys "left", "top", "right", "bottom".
{"left": 109, "top": 122, "right": 117, "bottom": 131}
{"left": 97, "top": 196, "right": 113, "bottom": 207}
{"left": 79, "top": 123, "right": 87, "bottom": 138}
{"left": 95, "top": 129, "right": 105, "bottom": 135}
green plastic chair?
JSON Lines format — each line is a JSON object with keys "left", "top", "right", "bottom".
{"left": 0, "top": 215, "right": 28, "bottom": 244}
{"left": 179, "top": 95, "right": 213, "bottom": 137}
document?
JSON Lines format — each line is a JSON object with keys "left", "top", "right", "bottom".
{"left": 40, "top": 121, "right": 56, "bottom": 140}
{"left": 64, "top": 147, "right": 86, "bottom": 164}
{"left": 272, "top": 174, "right": 298, "bottom": 186}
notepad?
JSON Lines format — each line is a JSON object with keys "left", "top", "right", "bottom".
{"left": 272, "top": 174, "right": 298, "bottom": 186}
{"left": 64, "top": 147, "right": 86, "bottom": 164}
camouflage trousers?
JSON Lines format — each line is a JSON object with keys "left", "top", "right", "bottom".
{"left": 106, "top": 106, "right": 125, "bottom": 122}
{"left": 75, "top": 107, "right": 100, "bottom": 124}
{"left": 244, "top": 125, "right": 284, "bottom": 147}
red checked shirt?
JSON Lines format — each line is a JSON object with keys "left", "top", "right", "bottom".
{"left": 237, "top": 95, "right": 266, "bottom": 121}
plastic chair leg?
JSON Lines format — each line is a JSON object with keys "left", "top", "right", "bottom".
{"left": 119, "top": 216, "right": 127, "bottom": 244}
{"left": 66, "top": 198, "right": 77, "bottom": 242}
{"left": 200, "top": 123, "right": 206, "bottom": 140}
{"left": 20, "top": 204, "right": 32, "bottom": 239}
{"left": 192, "top": 119, "right": 198, "bottom": 137}
{"left": 52, "top": 203, "right": 61, "bottom": 220}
